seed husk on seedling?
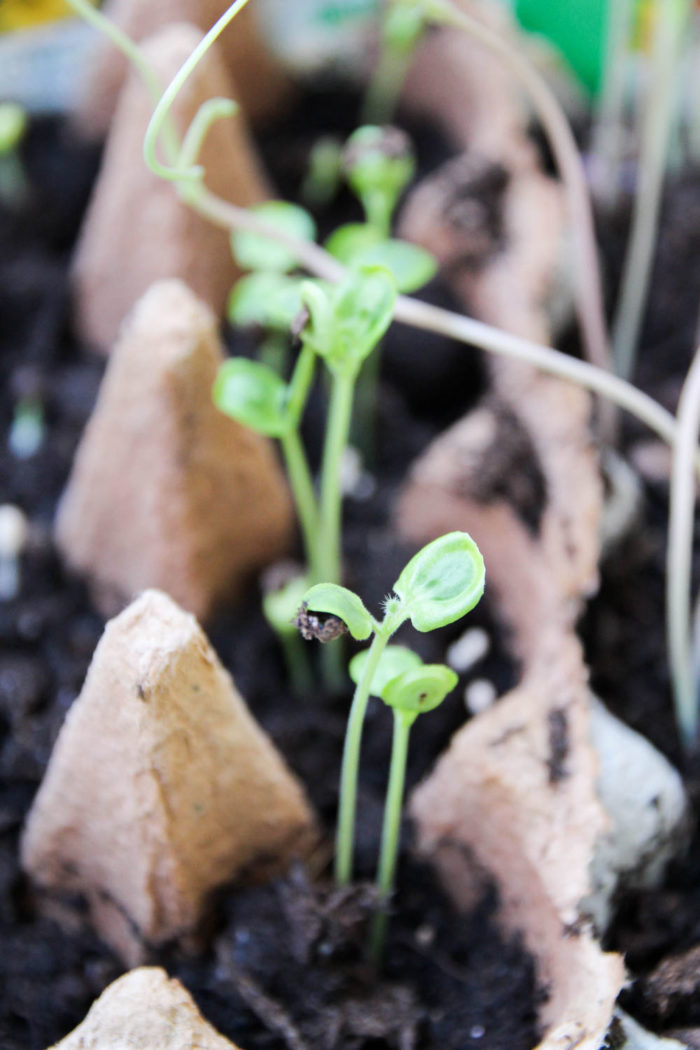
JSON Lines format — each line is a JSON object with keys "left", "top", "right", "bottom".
{"left": 299, "top": 530, "right": 485, "bottom": 896}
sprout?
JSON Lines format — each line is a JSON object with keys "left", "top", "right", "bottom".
{"left": 0, "top": 504, "right": 28, "bottom": 601}
{"left": 342, "top": 125, "right": 414, "bottom": 238}
{"left": 349, "top": 645, "right": 458, "bottom": 961}
{"left": 299, "top": 530, "right": 485, "bottom": 893}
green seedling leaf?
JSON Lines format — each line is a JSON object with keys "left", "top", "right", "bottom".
{"left": 357, "top": 239, "right": 437, "bottom": 293}
{"left": 231, "top": 201, "right": 316, "bottom": 273}
{"left": 300, "top": 267, "right": 397, "bottom": 376}
{"left": 333, "top": 266, "right": 397, "bottom": 363}
{"left": 228, "top": 272, "right": 304, "bottom": 330}
{"left": 213, "top": 358, "right": 289, "bottom": 437}
{"left": 299, "top": 279, "right": 335, "bottom": 357}
{"left": 0, "top": 102, "right": 26, "bottom": 155}
{"left": 263, "top": 572, "right": 309, "bottom": 638}
{"left": 348, "top": 644, "right": 422, "bottom": 696}
{"left": 383, "top": 663, "right": 458, "bottom": 720}
{"left": 301, "top": 583, "right": 375, "bottom": 640}
{"left": 325, "top": 222, "right": 384, "bottom": 263}
{"left": 392, "top": 531, "right": 485, "bottom": 632}
{"left": 325, "top": 225, "right": 436, "bottom": 293}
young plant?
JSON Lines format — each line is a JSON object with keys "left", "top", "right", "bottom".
{"left": 213, "top": 332, "right": 321, "bottom": 582}
{"left": 349, "top": 644, "right": 458, "bottom": 961}
{"left": 327, "top": 124, "right": 435, "bottom": 293}
{"left": 298, "top": 265, "right": 397, "bottom": 587}
{"left": 298, "top": 531, "right": 485, "bottom": 888}
{"left": 326, "top": 125, "right": 435, "bottom": 458}
{"left": 0, "top": 101, "right": 28, "bottom": 207}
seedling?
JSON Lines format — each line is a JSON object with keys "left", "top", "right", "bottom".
{"left": 325, "top": 125, "right": 435, "bottom": 459}
{"left": 0, "top": 101, "right": 28, "bottom": 207}
{"left": 216, "top": 265, "right": 396, "bottom": 599}
{"left": 299, "top": 530, "right": 485, "bottom": 889}
{"left": 349, "top": 644, "right": 458, "bottom": 960}
{"left": 327, "top": 125, "right": 435, "bottom": 293}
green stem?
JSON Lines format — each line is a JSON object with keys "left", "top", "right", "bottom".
{"left": 319, "top": 371, "right": 355, "bottom": 585}
{"left": 667, "top": 344, "right": 700, "bottom": 749}
{"left": 336, "top": 630, "right": 390, "bottom": 885}
{"left": 64, "top": 0, "right": 179, "bottom": 164}
{"left": 143, "top": 0, "right": 252, "bottom": 182}
{"left": 279, "top": 343, "right": 321, "bottom": 579}
{"left": 281, "top": 428, "right": 320, "bottom": 581}
{"left": 364, "top": 192, "right": 393, "bottom": 240}
{"left": 612, "top": 0, "right": 693, "bottom": 380}
{"left": 369, "top": 711, "right": 412, "bottom": 963}
{"left": 177, "top": 98, "right": 238, "bottom": 172}
{"left": 286, "top": 344, "right": 316, "bottom": 428}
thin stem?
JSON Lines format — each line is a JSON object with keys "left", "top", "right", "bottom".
{"left": 667, "top": 345, "right": 700, "bottom": 749}
{"left": 143, "top": 0, "right": 252, "bottom": 182}
{"left": 280, "top": 344, "right": 320, "bottom": 579}
{"left": 369, "top": 711, "right": 412, "bottom": 963}
{"left": 364, "top": 192, "right": 392, "bottom": 240}
{"left": 65, "top": 0, "right": 162, "bottom": 104}
{"left": 319, "top": 371, "right": 355, "bottom": 585}
{"left": 63, "top": 0, "right": 179, "bottom": 164}
{"left": 395, "top": 295, "right": 686, "bottom": 460}
{"left": 281, "top": 429, "right": 320, "bottom": 582}
{"left": 362, "top": 43, "right": 416, "bottom": 126}
{"left": 336, "top": 630, "right": 390, "bottom": 885}
{"left": 177, "top": 98, "right": 238, "bottom": 172}
{"left": 185, "top": 191, "right": 698, "bottom": 474}
{"left": 286, "top": 344, "right": 317, "bottom": 429}
{"left": 612, "top": 0, "right": 692, "bottom": 380}
{"left": 590, "top": 0, "right": 635, "bottom": 208}
{"left": 426, "top": 0, "right": 610, "bottom": 377}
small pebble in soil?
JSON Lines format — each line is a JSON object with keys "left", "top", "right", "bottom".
{"left": 447, "top": 627, "right": 490, "bottom": 673}
{"left": 465, "top": 679, "right": 497, "bottom": 715}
